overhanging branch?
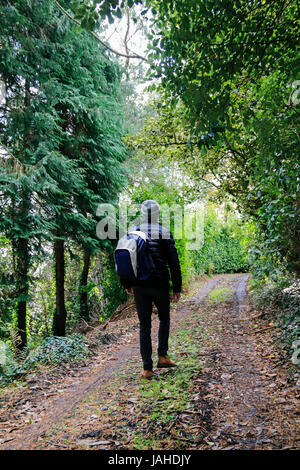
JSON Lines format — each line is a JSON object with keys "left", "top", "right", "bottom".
{"left": 54, "top": 1, "right": 149, "bottom": 63}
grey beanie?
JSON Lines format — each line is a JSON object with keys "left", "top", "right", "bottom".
{"left": 141, "top": 200, "right": 160, "bottom": 222}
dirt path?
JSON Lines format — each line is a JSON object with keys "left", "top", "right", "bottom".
{"left": 0, "top": 275, "right": 219, "bottom": 450}
{"left": 195, "top": 274, "right": 299, "bottom": 449}
{"left": 0, "top": 274, "right": 299, "bottom": 450}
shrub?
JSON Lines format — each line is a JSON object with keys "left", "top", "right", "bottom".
{"left": 0, "top": 333, "right": 90, "bottom": 387}
{"left": 24, "top": 334, "right": 89, "bottom": 368}
{"left": 101, "top": 255, "right": 128, "bottom": 319}
{"left": 191, "top": 207, "right": 250, "bottom": 275}
{"left": 0, "top": 340, "right": 26, "bottom": 386}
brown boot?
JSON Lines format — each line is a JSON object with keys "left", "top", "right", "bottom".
{"left": 157, "top": 355, "right": 177, "bottom": 368}
{"left": 141, "top": 370, "right": 154, "bottom": 379}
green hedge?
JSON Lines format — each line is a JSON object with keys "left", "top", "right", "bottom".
{"left": 191, "top": 207, "right": 250, "bottom": 275}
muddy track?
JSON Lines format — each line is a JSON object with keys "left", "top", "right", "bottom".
{"left": 1, "top": 274, "right": 225, "bottom": 450}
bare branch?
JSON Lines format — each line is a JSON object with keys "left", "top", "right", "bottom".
{"left": 54, "top": 0, "right": 149, "bottom": 63}
{"left": 124, "top": 1, "right": 130, "bottom": 66}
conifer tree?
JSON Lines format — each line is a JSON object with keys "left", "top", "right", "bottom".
{"left": 0, "top": 0, "right": 127, "bottom": 343}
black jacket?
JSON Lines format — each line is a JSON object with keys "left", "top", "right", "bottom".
{"left": 120, "top": 223, "right": 182, "bottom": 292}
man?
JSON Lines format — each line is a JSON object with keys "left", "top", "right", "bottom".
{"left": 122, "top": 200, "right": 182, "bottom": 379}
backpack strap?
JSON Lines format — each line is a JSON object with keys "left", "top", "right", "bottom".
{"left": 129, "top": 230, "right": 155, "bottom": 273}
{"left": 128, "top": 230, "right": 147, "bottom": 241}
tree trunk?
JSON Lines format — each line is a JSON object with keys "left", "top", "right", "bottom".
{"left": 53, "top": 236, "right": 67, "bottom": 336}
{"left": 15, "top": 237, "right": 29, "bottom": 349}
{"left": 79, "top": 251, "right": 91, "bottom": 320}
{"left": 14, "top": 78, "right": 31, "bottom": 349}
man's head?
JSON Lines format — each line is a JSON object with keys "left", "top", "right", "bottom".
{"left": 141, "top": 200, "right": 160, "bottom": 223}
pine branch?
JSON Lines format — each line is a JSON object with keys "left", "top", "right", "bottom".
{"left": 53, "top": 1, "right": 149, "bottom": 63}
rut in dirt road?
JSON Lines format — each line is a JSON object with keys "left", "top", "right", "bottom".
{"left": 197, "top": 274, "right": 299, "bottom": 450}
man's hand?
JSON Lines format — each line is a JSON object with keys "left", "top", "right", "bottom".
{"left": 126, "top": 287, "right": 134, "bottom": 295}
{"left": 171, "top": 292, "right": 181, "bottom": 303}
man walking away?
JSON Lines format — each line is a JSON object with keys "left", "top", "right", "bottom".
{"left": 121, "top": 200, "right": 182, "bottom": 379}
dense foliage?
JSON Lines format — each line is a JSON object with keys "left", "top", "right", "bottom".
{"left": 191, "top": 207, "right": 250, "bottom": 275}
{"left": 0, "top": 333, "right": 89, "bottom": 386}
{"left": 0, "top": 0, "right": 127, "bottom": 347}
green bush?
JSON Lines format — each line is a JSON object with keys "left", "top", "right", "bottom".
{"left": 101, "top": 254, "right": 128, "bottom": 319}
{"left": 0, "top": 340, "right": 26, "bottom": 386}
{"left": 24, "top": 334, "right": 89, "bottom": 368}
{"left": 175, "top": 238, "right": 196, "bottom": 286}
{"left": 191, "top": 207, "right": 250, "bottom": 275}
{"left": 0, "top": 334, "right": 90, "bottom": 387}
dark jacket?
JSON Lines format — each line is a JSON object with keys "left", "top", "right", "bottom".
{"left": 120, "top": 222, "right": 182, "bottom": 292}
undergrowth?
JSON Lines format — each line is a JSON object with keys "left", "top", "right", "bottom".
{"left": 250, "top": 276, "right": 300, "bottom": 367}
{"left": 0, "top": 334, "right": 89, "bottom": 387}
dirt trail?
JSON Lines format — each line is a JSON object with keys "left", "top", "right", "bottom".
{"left": 0, "top": 273, "right": 299, "bottom": 450}
{"left": 196, "top": 274, "right": 299, "bottom": 449}
{"left": 0, "top": 275, "right": 221, "bottom": 450}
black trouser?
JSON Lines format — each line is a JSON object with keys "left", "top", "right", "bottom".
{"left": 133, "top": 286, "right": 170, "bottom": 371}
